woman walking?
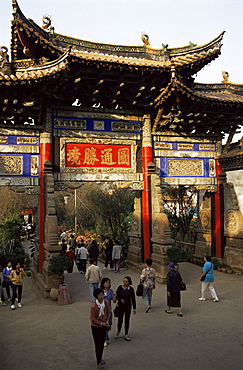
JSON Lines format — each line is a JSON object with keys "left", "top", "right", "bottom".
{"left": 140, "top": 258, "right": 156, "bottom": 313}
{"left": 10, "top": 261, "right": 26, "bottom": 309}
{"left": 199, "top": 255, "right": 219, "bottom": 302}
{"left": 90, "top": 288, "right": 111, "bottom": 369}
{"left": 166, "top": 262, "right": 183, "bottom": 317}
{"left": 112, "top": 240, "right": 122, "bottom": 273}
{"left": 2, "top": 261, "right": 13, "bottom": 302}
{"left": 100, "top": 278, "right": 115, "bottom": 346}
{"left": 114, "top": 276, "right": 136, "bottom": 341}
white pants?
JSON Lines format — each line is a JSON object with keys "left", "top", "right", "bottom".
{"left": 201, "top": 282, "right": 218, "bottom": 299}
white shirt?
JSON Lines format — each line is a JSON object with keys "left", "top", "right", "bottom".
{"left": 79, "top": 246, "right": 88, "bottom": 259}
{"left": 112, "top": 244, "right": 122, "bottom": 259}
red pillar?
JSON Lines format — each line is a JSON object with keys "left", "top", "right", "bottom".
{"left": 214, "top": 160, "right": 222, "bottom": 258}
{"left": 142, "top": 115, "right": 153, "bottom": 260}
{"left": 39, "top": 133, "right": 52, "bottom": 273}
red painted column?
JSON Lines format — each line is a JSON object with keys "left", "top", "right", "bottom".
{"left": 142, "top": 115, "right": 153, "bottom": 260}
{"left": 39, "top": 133, "right": 52, "bottom": 273}
{"left": 214, "top": 160, "right": 222, "bottom": 258}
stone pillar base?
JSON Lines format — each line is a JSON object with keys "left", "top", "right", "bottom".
{"left": 224, "top": 235, "right": 243, "bottom": 272}
{"left": 195, "top": 229, "right": 211, "bottom": 257}
{"left": 151, "top": 238, "right": 173, "bottom": 284}
{"left": 127, "top": 233, "right": 142, "bottom": 271}
{"left": 31, "top": 268, "right": 51, "bottom": 298}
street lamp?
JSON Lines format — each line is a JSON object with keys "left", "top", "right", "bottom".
{"left": 64, "top": 183, "right": 84, "bottom": 230}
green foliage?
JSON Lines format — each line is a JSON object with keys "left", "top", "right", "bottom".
{"left": 0, "top": 246, "right": 26, "bottom": 270}
{"left": 0, "top": 214, "right": 24, "bottom": 248}
{"left": 0, "top": 214, "right": 26, "bottom": 269}
{"left": 49, "top": 255, "right": 72, "bottom": 276}
{"left": 167, "top": 246, "right": 183, "bottom": 264}
{"left": 85, "top": 186, "right": 135, "bottom": 242}
{"left": 161, "top": 185, "right": 198, "bottom": 242}
{"left": 167, "top": 246, "right": 192, "bottom": 264}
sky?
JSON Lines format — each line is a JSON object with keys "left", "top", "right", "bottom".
{"left": 1, "top": 0, "right": 243, "bottom": 140}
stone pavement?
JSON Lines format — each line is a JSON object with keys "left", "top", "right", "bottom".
{"left": 1, "top": 259, "right": 243, "bottom": 370}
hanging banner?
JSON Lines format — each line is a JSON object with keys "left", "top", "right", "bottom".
{"left": 65, "top": 143, "right": 131, "bottom": 168}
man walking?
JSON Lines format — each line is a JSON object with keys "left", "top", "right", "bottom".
{"left": 85, "top": 259, "right": 102, "bottom": 302}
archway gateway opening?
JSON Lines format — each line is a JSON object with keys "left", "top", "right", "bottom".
{"left": 2, "top": 2, "right": 243, "bottom": 294}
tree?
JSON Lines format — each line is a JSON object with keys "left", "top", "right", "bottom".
{"left": 0, "top": 214, "right": 26, "bottom": 268}
{"left": 161, "top": 185, "right": 198, "bottom": 243}
{"left": 0, "top": 214, "right": 24, "bottom": 249}
{"left": 85, "top": 186, "right": 135, "bottom": 245}
{"left": 0, "top": 187, "right": 25, "bottom": 222}
{"left": 55, "top": 184, "right": 136, "bottom": 245}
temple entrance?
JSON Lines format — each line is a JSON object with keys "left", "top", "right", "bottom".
{"left": 2, "top": 1, "right": 243, "bottom": 295}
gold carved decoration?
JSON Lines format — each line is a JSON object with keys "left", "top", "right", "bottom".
{"left": 0, "top": 155, "right": 22, "bottom": 175}
{"left": 200, "top": 210, "right": 210, "bottom": 229}
{"left": 225, "top": 210, "right": 239, "bottom": 234}
{"left": 141, "top": 33, "right": 150, "bottom": 46}
{"left": 17, "top": 137, "right": 38, "bottom": 145}
{"left": 42, "top": 16, "right": 52, "bottom": 30}
{"left": 168, "top": 159, "right": 203, "bottom": 177}
{"left": 111, "top": 121, "right": 141, "bottom": 132}
{"left": 117, "top": 181, "right": 144, "bottom": 190}
{"left": 221, "top": 71, "right": 229, "bottom": 83}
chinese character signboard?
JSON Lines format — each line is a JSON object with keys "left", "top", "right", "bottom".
{"left": 66, "top": 143, "right": 131, "bottom": 168}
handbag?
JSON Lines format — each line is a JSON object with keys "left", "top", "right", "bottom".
{"left": 200, "top": 263, "right": 213, "bottom": 281}
{"left": 136, "top": 281, "right": 143, "bottom": 297}
{"left": 113, "top": 304, "right": 119, "bottom": 317}
{"left": 180, "top": 282, "right": 187, "bottom": 291}
{"left": 200, "top": 274, "right": 206, "bottom": 282}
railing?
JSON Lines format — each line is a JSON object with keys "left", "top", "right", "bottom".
{"left": 174, "top": 240, "right": 196, "bottom": 255}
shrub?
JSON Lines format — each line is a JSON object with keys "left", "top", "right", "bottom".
{"left": 49, "top": 255, "right": 72, "bottom": 276}
{"left": 167, "top": 247, "right": 182, "bottom": 264}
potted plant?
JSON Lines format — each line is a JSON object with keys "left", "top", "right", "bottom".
{"left": 221, "top": 262, "right": 228, "bottom": 273}
{"left": 49, "top": 255, "right": 72, "bottom": 288}
{"left": 226, "top": 266, "right": 233, "bottom": 274}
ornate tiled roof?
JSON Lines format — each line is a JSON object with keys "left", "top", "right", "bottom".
{"left": 0, "top": 1, "right": 241, "bottom": 136}
{"left": 11, "top": 1, "right": 224, "bottom": 76}
{"left": 0, "top": 51, "right": 69, "bottom": 85}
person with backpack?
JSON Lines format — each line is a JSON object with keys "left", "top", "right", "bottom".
{"left": 2, "top": 261, "right": 13, "bottom": 302}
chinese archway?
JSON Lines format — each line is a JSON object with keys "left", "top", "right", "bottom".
{"left": 1, "top": 0, "right": 243, "bottom": 293}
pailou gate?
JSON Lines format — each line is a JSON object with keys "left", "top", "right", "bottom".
{"left": 1, "top": 1, "right": 243, "bottom": 294}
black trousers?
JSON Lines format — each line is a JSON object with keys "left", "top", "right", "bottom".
{"left": 105, "top": 254, "right": 113, "bottom": 268}
{"left": 3, "top": 282, "right": 13, "bottom": 299}
{"left": 11, "top": 284, "right": 23, "bottom": 304}
{"left": 91, "top": 326, "right": 107, "bottom": 365}
{"left": 67, "top": 262, "right": 74, "bottom": 273}
{"left": 117, "top": 306, "right": 131, "bottom": 335}
{"left": 80, "top": 259, "right": 87, "bottom": 272}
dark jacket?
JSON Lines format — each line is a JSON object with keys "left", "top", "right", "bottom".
{"left": 89, "top": 245, "right": 99, "bottom": 260}
{"left": 167, "top": 270, "right": 182, "bottom": 292}
{"left": 116, "top": 285, "right": 136, "bottom": 310}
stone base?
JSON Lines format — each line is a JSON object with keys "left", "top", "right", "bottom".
{"left": 50, "top": 288, "right": 59, "bottom": 301}
{"left": 195, "top": 241, "right": 211, "bottom": 257}
{"left": 224, "top": 246, "right": 243, "bottom": 272}
{"left": 127, "top": 233, "right": 143, "bottom": 268}
{"left": 31, "top": 267, "right": 51, "bottom": 298}
{"left": 151, "top": 238, "right": 173, "bottom": 284}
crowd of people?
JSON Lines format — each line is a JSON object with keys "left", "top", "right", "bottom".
{"left": 1, "top": 229, "right": 219, "bottom": 369}
{"left": 58, "top": 230, "right": 123, "bottom": 276}
{"left": 88, "top": 255, "right": 219, "bottom": 369}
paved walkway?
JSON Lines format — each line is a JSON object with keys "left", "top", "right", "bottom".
{"left": 1, "top": 258, "right": 243, "bottom": 370}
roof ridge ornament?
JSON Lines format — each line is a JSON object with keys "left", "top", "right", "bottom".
{"left": 42, "top": 15, "right": 52, "bottom": 31}
{"left": 141, "top": 33, "right": 150, "bottom": 46}
{"left": 222, "top": 71, "right": 229, "bottom": 84}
